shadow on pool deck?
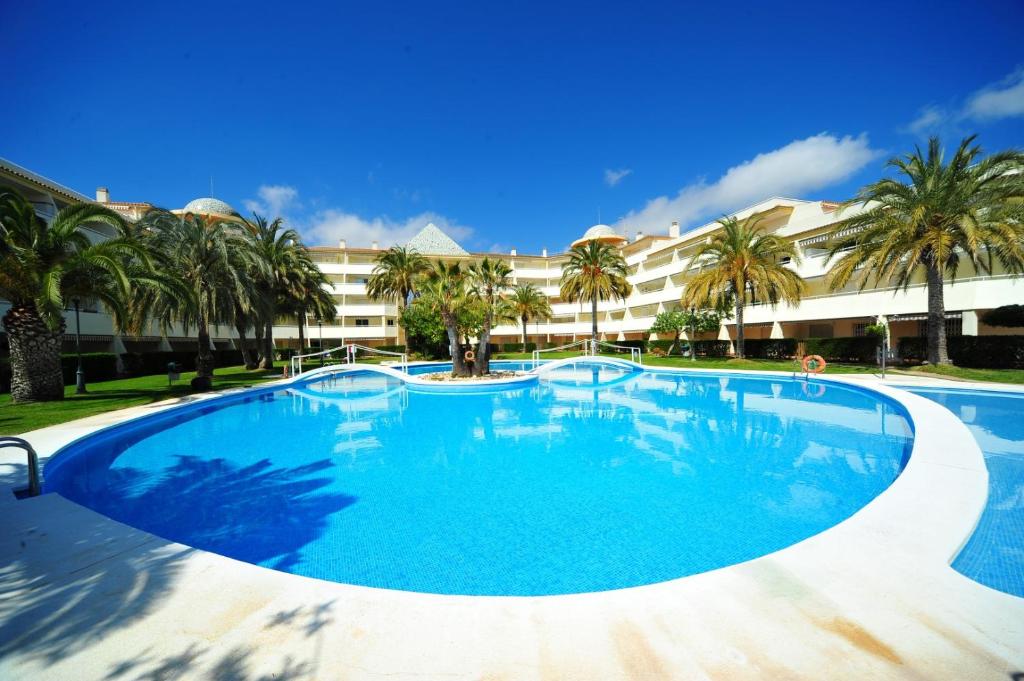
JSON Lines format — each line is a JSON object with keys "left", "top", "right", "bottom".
{"left": 0, "top": 454, "right": 355, "bottom": 675}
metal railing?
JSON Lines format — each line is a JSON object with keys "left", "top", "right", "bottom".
{"left": 592, "top": 339, "right": 643, "bottom": 365}
{"left": 531, "top": 339, "right": 591, "bottom": 369}
{"left": 0, "top": 437, "right": 41, "bottom": 497}
{"left": 291, "top": 343, "right": 408, "bottom": 377}
{"left": 347, "top": 342, "right": 408, "bottom": 373}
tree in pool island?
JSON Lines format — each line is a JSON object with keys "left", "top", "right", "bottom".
{"left": 682, "top": 215, "right": 804, "bottom": 359}
{"left": 508, "top": 283, "right": 552, "bottom": 353}
{"left": 559, "top": 241, "right": 632, "bottom": 342}
{"left": 467, "top": 257, "right": 513, "bottom": 375}
{"left": 828, "top": 135, "right": 1024, "bottom": 365}
{"left": 0, "top": 187, "right": 146, "bottom": 402}
{"left": 418, "top": 260, "right": 472, "bottom": 377}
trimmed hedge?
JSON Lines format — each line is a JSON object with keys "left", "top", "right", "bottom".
{"left": 692, "top": 340, "right": 731, "bottom": 357}
{"left": 805, "top": 336, "right": 879, "bottom": 363}
{"left": 376, "top": 344, "right": 407, "bottom": 353}
{"left": 61, "top": 353, "right": 119, "bottom": 384}
{"left": 898, "top": 335, "right": 1024, "bottom": 368}
{"left": 501, "top": 342, "right": 537, "bottom": 352}
{"left": 647, "top": 339, "right": 677, "bottom": 353}
{"left": 742, "top": 338, "right": 798, "bottom": 360}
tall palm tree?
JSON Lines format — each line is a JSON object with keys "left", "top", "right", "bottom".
{"left": 367, "top": 245, "right": 429, "bottom": 345}
{"left": 828, "top": 135, "right": 1024, "bottom": 365}
{"left": 243, "top": 215, "right": 314, "bottom": 369}
{"left": 284, "top": 261, "right": 336, "bottom": 356}
{"left": 559, "top": 241, "right": 632, "bottom": 342}
{"left": 682, "top": 215, "right": 804, "bottom": 359}
{"left": 0, "top": 187, "right": 144, "bottom": 402}
{"left": 136, "top": 209, "right": 258, "bottom": 381}
{"left": 467, "top": 257, "right": 513, "bottom": 375}
{"left": 508, "top": 283, "right": 552, "bottom": 352}
{"left": 418, "top": 260, "right": 471, "bottom": 376}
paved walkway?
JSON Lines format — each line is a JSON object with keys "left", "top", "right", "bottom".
{"left": 1, "top": 373, "right": 1022, "bottom": 680}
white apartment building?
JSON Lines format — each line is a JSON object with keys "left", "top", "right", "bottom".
{"left": 2, "top": 158, "right": 1021, "bottom": 359}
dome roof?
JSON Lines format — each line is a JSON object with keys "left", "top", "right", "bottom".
{"left": 571, "top": 223, "right": 627, "bottom": 247}
{"left": 182, "top": 197, "right": 236, "bottom": 216}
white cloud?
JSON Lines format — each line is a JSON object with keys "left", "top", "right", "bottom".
{"left": 243, "top": 185, "right": 470, "bottom": 248}
{"left": 964, "top": 67, "right": 1024, "bottom": 121}
{"left": 906, "top": 105, "right": 947, "bottom": 135}
{"left": 904, "top": 67, "right": 1024, "bottom": 134}
{"left": 243, "top": 184, "right": 299, "bottom": 217}
{"left": 615, "top": 133, "right": 880, "bottom": 234}
{"left": 604, "top": 168, "right": 633, "bottom": 187}
{"left": 305, "top": 210, "right": 473, "bottom": 248}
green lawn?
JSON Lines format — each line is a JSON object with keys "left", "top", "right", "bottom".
{"left": 0, "top": 364, "right": 286, "bottom": 435}
{"left": 893, "top": 364, "right": 1024, "bottom": 385}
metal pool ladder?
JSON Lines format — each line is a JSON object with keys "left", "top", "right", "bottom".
{"left": 0, "top": 437, "right": 41, "bottom": 497}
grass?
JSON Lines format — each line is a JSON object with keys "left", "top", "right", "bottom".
{"left": 895, "top": 364, "right": 1024, "bottom": 385}
{"left": 0, "top": 364, "right": 286, "bottom": 435}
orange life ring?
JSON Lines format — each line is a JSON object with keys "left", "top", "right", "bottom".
{"left": 464, "top": 350, "right": 476, "bottom": 362}
{"left": 801, "top": 354, "right": 827, "bottom": 374}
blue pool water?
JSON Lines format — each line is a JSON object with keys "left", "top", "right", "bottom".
{"left": 44, "top": 365, "right": 913, "bottom": 596}
{"left": 904, "top": 387, "right": 1024, "bottom": 598}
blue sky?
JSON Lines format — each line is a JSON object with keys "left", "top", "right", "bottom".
{"left": 3, "top": 1, "right": 1023, "bottom": 253}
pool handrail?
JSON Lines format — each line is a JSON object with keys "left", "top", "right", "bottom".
{"left": 0, "top": 436, "right": 40, "bottom": 497}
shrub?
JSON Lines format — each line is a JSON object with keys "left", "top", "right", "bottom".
{"left": 693, "top": 340, "right": 731, "bottom": 357}
{"left": 60, "top": 353, "right": 120, "bottom": 384}
{"left": 742, "top": 339, "right": 798, "bottom": 359}
{"left": 501, "top": 342, "right": 536, "bottom": 353}
{"left": 605, "top": 339, "right": 646, "bottom": 353}
{"left": 804, "top": 337, "right": 878, "bottom": 363}
{"left": 647, "top": 339, "right": 677, "bottom": 353}
{"left": 375, "top": 344, "right": 407, "bottom": 354}
{"left": 982, "top": 305, "right": 1024, "bottom": 328}
{"left": 898, "top": 335, "right": 1024, "bottom": 368}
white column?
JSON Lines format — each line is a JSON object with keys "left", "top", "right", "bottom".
{"left": 770, "top": 321, "right": 784, "bottom": 339}
{"left": 962, "top": 310, "right": 979, "bottom": 336}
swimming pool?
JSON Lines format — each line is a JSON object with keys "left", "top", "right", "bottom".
{"left": 903, "top": 386, "right": 1024, "bottom": 598}
{"left": 43, "top": 364, "right": 913, "bottom": 596}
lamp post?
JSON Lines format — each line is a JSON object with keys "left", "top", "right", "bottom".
{"left": 73, "top": 298, "right": 87, "bottom": 394}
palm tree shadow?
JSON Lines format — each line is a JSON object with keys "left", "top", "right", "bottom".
{"left": 0, "top": 453, "right": 356, "bottom": 671}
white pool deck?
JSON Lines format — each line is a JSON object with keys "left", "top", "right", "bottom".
{"left": 1, "top": 368, "right": 1022, "bottom": 680}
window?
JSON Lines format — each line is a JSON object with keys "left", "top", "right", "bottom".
{"left": 386, "top": 319, "right": 394, "bottom": 326}
{"left": 854, "top": 323, "right": 868, "bottom": 337}
{"left": 916, "top": 317, "right": 962, "bottom": 337}
{"left": 809, "top": 324, "right": 833, "bottom": 338}
{"left": 355, "top": 319, "right": 369, "bottom": 327}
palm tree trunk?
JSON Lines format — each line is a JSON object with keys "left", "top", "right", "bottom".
{"left": 521, "top": 314, "right": 529, "bottom": 353}
{"left": 4, "top": 303, "right": 65, "bottom": 402}
{"left": 196, "top": 319, "right": 215, "bottom": 378}
{"left": 591, "top": 295, "right": 598, "bottom": 341}
{"left": 734, "top": 298, "right": 745, "bottom": 359}
{"left": 444, "top": 314, "right": 470, "bottom": 377}
{"left": 925, "top": 260, "right": 950, "bottom": 365}
{"left": 236, "top": 323, "right": 256, "bottom": 369}
{"left": 259, "top": 319, "right": 274, "bottom": 370}
{"left": 670, "top": 330, "right": 680, "bottom": 356}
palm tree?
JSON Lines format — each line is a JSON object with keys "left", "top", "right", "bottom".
{"left": 243, "top": 215, "right": 314, "bottom": 370}
{"left": 284, "top": 261, "right": 336, "bottom": 359}
{"left": 828, "top": 135, "right": 1024, "bottom": 365}
{"left": 467, "top": 257, "right": 513, "bottom": 375}
{"left": 135, "top": 209, "right": 258, "bottom": 382}
{"left": 682, "top": 215, "right": 804, "bottom": 359}
{"left": 367, "top": 245, "right": 429, "bottom": 346}
{"left": 559, "top": 241, "right": 632, "bottom": 342}
{"left": 508, "top": 283, "right": 552, "bottom": 352}
{"left": 418, "top": 260, "right": 472, "bottom": 376}
{"left": 0, "top": 187, "right": 143, "bottom": 402}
